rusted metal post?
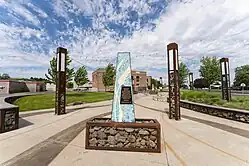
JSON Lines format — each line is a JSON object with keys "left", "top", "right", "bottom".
{"left": 220, "top": 58, "right": 231, "bottom": 101}
{"left": 189, "top": 72, "right": 194, "bottom": 90}
{"left": 167, "top": 43, "right": 181, "bottom": 120}
{"left": 55, "top": 47, "right": 67, "bottom": 115}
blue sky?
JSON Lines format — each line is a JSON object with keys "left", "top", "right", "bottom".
{"left": 0, "top": 0, "right": 249, "bottom": 82}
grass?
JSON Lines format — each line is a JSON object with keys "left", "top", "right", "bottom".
{"left": 14, "top": 92, "right": 113, "bottom": 112}
{"left": 181, "top": 90, "right": 249, "bottom": 110}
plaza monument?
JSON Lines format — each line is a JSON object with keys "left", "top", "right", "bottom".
{"left": 85, "top": 52, "right": 161, "bottom": 153}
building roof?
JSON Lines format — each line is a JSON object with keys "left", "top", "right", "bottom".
{"left": 92, "top": 68, "right": 105, "bottom": 74}
{"left": 0, "top": 80, "right": 43, "bottom": 84}
{"left": 0, "top": 80, "right": 10, "bottom": 82}
{"left": 131, "top": 70, "right": 147, "bottom": 73}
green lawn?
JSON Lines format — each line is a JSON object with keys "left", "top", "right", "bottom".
{"left": 181, "top": 90, "right": 249, "bottom": 110}
{"left": 14, "top": 92, "right": 113, "bottom": 112}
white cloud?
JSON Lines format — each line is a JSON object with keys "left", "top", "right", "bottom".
{"left": 5, "top": 1, "right": 41, "bottom": 26}
{"left": 27, "top": 3, "right": 48, "bottom": 18}
{"left": 0, "top": 0, "right": 249, "bottom": 83}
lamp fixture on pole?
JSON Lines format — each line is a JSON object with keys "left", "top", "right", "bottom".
{"left": 220, "top": 57, "right": 231, "bottom": 101}
{"left": 55, "top": 47, "right": 67, "bottom": 115}
{"left": 189, "top": 72, "right": 194, "bottom": 90}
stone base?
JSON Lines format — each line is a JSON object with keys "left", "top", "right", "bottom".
{"left": 85, "top": 118, "right": 161, "bottom": 153}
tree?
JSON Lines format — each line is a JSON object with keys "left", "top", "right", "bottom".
{"left": 45, "top": 55, "right": 75, "bottom": 84}
{"left": 158, "top": 80, "right": 163, "bottom": 88}
{"left": 233, "top": 64, "right": 249, "bottom": 87}
{"left": 67, "top": 82, "right": 74, "bottom": 88}
{"left": 0, "top": 73, "right": 10, "bottom": 79}
{"left": 199, "top": 56, "right": 220, "bottom": 86}
{"left": 102, "top": 64, "right": 115, "bottom": 91}
{"left": 151, "top": 78, "right": 161, "bottom": 89}
{"left": 74, "top": 66, "right": 88, "bottom": 86}
{"left": 193, "top": 78, "right": 209, "bottom": 89}
{"left": 179, "top": 62, "right": 189, "bottom": 87}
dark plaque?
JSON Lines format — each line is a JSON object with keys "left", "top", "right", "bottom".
{"left": 120, "top": 86, "right": 132, "bottom": 104}
{"left": 4, "top": 111, "right": 16, "bottom": 130}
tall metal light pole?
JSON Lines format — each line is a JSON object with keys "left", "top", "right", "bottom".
{"left": 55, "top": 47, "right": 67, "bottom": 115}
{"left": 189, "top": 72, "right": 194, "bottom": 90}
{"left": 220, "top": 57, "right": 231, "bottom": 101}
{"left": 167, "top": 43, "right": 181, "bottom": 120}
{"left": 160, "top": 77, "right": 163, "bottom": 85}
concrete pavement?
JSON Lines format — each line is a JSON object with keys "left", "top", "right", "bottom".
{"left": 0, "top": 100, "right": 112, "bottom": 165}
{"left": 136, "top": 95, "right": 249, "bottom": 132}
{"left": 48, "top": 100, "right": 249, "bottom": 166}
{"left": 1, "top": 94, "right": 249, "bottom": 166}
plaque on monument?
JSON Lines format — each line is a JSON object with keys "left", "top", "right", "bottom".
{"left": 120, "top": 86, "right": 132, "bottom": 104}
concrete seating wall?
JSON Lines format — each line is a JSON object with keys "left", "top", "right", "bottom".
{"left": 180, "top": 100, "right": 249, "bottom": 123}
{"left": 153, "top": 95, "right": 249, "bottom": 124}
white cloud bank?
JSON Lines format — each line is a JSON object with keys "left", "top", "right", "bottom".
{"left": 1, "top": 0, "right": 249, "bottom": 82}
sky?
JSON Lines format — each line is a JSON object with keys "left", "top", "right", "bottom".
{"left": 0, "top": 0, "right": 249, "bottom": 83}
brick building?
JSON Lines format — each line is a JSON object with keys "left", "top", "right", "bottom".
{"left": 131, "top": 71, "right": 151, "bottom": 92}
{"left": 92, "top": 68, "right": 106, "bottom": 92}
{"left": 92, "top": 68, "right": 151, "bottom": 92}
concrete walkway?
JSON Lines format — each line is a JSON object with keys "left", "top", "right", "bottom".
{"left": 135, "top": 95, "right": 249, "bottom": 132}
{"left": 48, "top": 99, "right": 249, "bottom": 166}
{"left": 0, "top": 100, "right": 112, "bottom": 165}
{"left": 1, "top": 94, "right": 249, "bottom": 166}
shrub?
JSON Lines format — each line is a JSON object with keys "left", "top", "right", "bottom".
{"left": 181, "top": 90, "right": 249, "bottom": 110}
{"left": 181, "top": 90, "right": 221, "bottom": 105}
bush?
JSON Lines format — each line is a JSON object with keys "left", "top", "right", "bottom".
{"left": 181, "top": 90, "right": 221, "bottom": 105}
{"left": 193, "top": 78, "right": 209, "bottom": 89}
{"left": 67, "top": 82, "right": 74, "bottom": 88}
{"left": 181, "top": 90, "right": 249, "bottom": 110}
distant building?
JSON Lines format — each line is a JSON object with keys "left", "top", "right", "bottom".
{"left": 92, "top": 68, "right": 106, "bottom": 92}
{"left": 46, "top": 83, "right": 56, "bottom": 91}
{"left": 131, "top": 71, "right": 151, "bottom": 92}
{"left": 0, "top": 80, "right": 46, "bottom": 95}
{"left": 92, "top": 68, "right": 151, "bottom": 92}
{"left": 73, "top": 81, "right": 97, "bottom": 92}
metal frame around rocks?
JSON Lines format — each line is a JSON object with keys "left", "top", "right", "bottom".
{"left": 85, "top": 118, "right": 161, "bottom": 153}
{"left": 0, "top": 107, "right": 19, "bottom": 133}
{"left": 167, "top": 43, "right": 181, "bottom": 120}
{"left": 55, "top": 47, "right": 67, "bottom": 115}
{"left": 220, "top": 57, "right": 231, "bottom": 101}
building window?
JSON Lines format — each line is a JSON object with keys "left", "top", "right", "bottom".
{"left": 147, "top": 79, "right": 148, "bottom": 82}
{"left": 136, "top": 76, "right": 139, "bottom": 82}
{"left": 131, "top": 76, "right": 133, "bottom": 80}
{"left": 136, "top": 83, "right": 139, "bottom": 86}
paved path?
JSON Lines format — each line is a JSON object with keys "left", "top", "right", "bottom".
{"left": 0, "top": 94, "right": 249, "bottom": 166}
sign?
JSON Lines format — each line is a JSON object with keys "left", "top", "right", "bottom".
{"left": 120, "top": 86, "right": 132, "bottom": 104}
{"left": 241, "top": 83, "right": 246, "bottom": 87}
